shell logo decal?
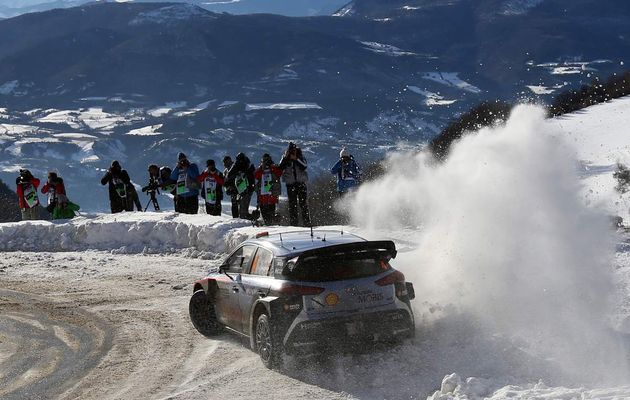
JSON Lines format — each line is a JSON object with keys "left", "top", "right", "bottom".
{"left": 325, "top": 292, "right": 340, "bottom": 306}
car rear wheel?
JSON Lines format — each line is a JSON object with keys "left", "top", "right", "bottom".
{"left": 189, "top": 290, "right": 222, "bottom": 337}
{"left": 255, "top": 313, "right": 282, "bottom": 369}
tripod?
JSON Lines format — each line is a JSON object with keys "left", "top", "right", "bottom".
{"left": 144, "top": 189, "right": 160, "bottom": 211}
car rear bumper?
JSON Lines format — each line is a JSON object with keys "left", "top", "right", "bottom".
{"left": 283, "top": 308, "right": 414, "bottom": 354}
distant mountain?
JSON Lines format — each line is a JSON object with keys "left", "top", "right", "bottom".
{"left": 0, "top": 0, "right": 349, "bottom": 18}
{"left": 0, "top": 1, "right": 628, "bottom": 210}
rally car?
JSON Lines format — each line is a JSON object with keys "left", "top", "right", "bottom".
{"left": 188, "top": 230, "right": 415, "bottom": 368}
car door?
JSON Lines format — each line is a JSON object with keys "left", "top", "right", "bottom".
{"left": 238, "top": 247, "right": 274, "bottom": 336}
{"left": 214, "top": 245, "right": 257, "bottom": 331}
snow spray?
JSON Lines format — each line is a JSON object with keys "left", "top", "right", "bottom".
{"left": 345, "top": 105, "right": 629, "bottom": 384}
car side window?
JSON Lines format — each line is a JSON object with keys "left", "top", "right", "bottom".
{"left": 225, "top": 245, "right": 257, "bottom": 273}
{"left": 225, "top": 247, "right": 244, "bottom": 272}
{"left": 249, "top": 248, "right": 273, "bottom": 276}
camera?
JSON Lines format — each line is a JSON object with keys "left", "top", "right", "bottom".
{"left": 142, "top": 176, "right": 160, "bottom": 193}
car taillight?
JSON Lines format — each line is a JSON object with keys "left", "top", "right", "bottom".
{"left": 375, "top": 270, "right": 405, "bottom": 286}
{"left": 279, "top": 283, "right": 325, "bottom": 296}
{"left": 376, "top": 270, "right": 409, "bottom": 300}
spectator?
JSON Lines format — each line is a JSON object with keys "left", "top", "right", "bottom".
{"left": 42, "top": 171, "right": 78, "bottom": 219}
{"left": 279, "top": 142, "right": 311, "bottom": 226}
{"left": 170, "top": 152, "right": 200, "bottom": 214}
{"left": 100, "top": 160, "right": 133, "bottom": 213}
{"left": 331, "top": 147, "right": 362, "bottom": 195}
{"left": 226, "top": 152, "right": 255, "bottom": 220}
{"left": 223, "top": 156, "right": 239, "bottom": 218}
{"left": 198, "top": 159, "right": 224, "bottom": 216}
{"left": 255, "top": 153, "right": 282, "bottom": 225}
{"left": 15, "top": 169, "right": 41, "bottom": 220}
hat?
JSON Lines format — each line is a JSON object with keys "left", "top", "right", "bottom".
{"left": 111, "top": 160, "right": 121, "bottom": 169}
{"left": 339, "top": 147, "right": 350, "bottom": 158}
{"left": 178, "top": 152, "right": 187, "bottom": 161}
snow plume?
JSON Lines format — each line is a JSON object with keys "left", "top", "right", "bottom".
{"left": 346, "top": 105, "right": 629, "bottom": 384}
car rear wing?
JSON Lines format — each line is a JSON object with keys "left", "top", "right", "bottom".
{"left": 296, "top": 240, "right": 397, "bottom": 261}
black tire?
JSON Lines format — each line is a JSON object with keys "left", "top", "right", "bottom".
{"left": 255, "top": 313, "right": 283, "bottom": 369}
{"left": 189, "top": 290, "right": 222, "bottom": 337}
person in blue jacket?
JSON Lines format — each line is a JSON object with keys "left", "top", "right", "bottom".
{"left": 171, "top": 152, "right": 200, "bottom": 214}
{"left": 331, "top": 147, "right": 362, "bottom": 195}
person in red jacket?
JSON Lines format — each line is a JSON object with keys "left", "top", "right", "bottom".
{"left": 41, "top": 171, "right": 69, "bottom": 219}
{"left": 16, "top": 169, "right": 41, "bottom": 220}
{"left": 254, "top": 153, "right": 282, "bottom": 225}
{"left": 197, "top": 159, "right": 225, "bottom": 216}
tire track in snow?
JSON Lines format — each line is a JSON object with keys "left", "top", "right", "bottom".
{"left": 0, "top": 289, "right": 113, "bottom": 400}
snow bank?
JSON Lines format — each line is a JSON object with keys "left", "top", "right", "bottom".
{"left": 0, "top": 212, "right": 255, "bottom": 257}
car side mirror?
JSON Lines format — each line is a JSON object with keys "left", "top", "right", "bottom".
{"left": 405, "top": 282, "right": 415, "bottom": 300}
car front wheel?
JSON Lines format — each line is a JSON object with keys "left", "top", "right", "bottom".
{"left": 189, "top": 290, "right": 222, "bottom": 337}
{"left": 255, "top": 313, "right": 282, "bottom": 369}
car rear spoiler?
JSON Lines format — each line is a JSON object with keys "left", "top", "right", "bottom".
{"left": 296, "top": 240, "right": 397, "bottom": 261}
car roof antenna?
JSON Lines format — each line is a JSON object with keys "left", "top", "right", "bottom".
{"left": 310, "top": 225, "right": 314, "bottom": 238}
{"left": 279, "top": 232, "right": 283, "bottom": 244}
{"left": 341, "top": 226, "right": 344, "bottom": 235}
{"left": 322, "top": 234, "right": 326, "bottom": 242}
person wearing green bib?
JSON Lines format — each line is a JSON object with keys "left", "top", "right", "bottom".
{"left": 226, "top": 152, "right": 256, "bottom": 220}
{"left": 197, "top": 159, "right": 224, "bottom": 216}
{"left": 101, "top": 160, "right": 133, "bottom": 213}
{"left": 255, "top": 154, "right": 282, "bottom": 225}
{"left": 42, "top": 172, "right": 78, "bottom": 220}
{"left": 170, "top": 152, "right": 200, "bottom": 214}
{"left": 16, "top": 169, "right": 41, "bottom": 220}
{"left": 159, "top": 166, "right": 177, "bottom": 210}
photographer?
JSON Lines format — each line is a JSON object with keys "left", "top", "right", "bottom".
{"left": 159, "top": 166, "right": 177, "bottom": 210}
{"left": 170, "top": 152, "right": 200, "bottom": 214}
{"left": 330, "top": 147, "right": 362, "bottom": 195}
{"left": 141, "top": 164, "right": 161, "bottom": 211}
{"left": 223, "top": 156, "right": 239, "bottom": 218}
{"left": 101, "top": 160, "right": 133, "bottom": 213}
{"left": 198, "top": 159, "right": 224, "bottom": 216}
{"left": 279, "top": 142, "right": 311, "bottom": 226}
{"left": 255, "top": 153, "right": 282, "bottom": 225}
{"left": 42, "top": 171, "right": 77, "bottom": 219}
{"left": 226, "top": 152, "right": 255, "bottom": 220}
{"left": 15, "top": 169, "right": 41, "bottom": 220}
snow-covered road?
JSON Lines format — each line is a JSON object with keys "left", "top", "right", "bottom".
{"left": 0, "top": 251, "right": 354, "bottom": 399}
{"left": 1, "top": 233, "right": 630, "bottom": 399}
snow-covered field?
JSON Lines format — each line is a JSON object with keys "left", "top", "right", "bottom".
{"left": 2, "top": 97, "right": 630, "bottom": 399}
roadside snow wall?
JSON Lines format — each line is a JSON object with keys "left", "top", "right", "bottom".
{"left": 0, "top": 212, "right": 255, "bottom": 256}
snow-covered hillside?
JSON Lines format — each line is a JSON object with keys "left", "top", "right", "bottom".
{"left": 550, "top": 96, "right": 630, "bottom": 221}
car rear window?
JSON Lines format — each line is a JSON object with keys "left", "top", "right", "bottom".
{"left": 285, "top": 251, "right": 391, "bottom": 282}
